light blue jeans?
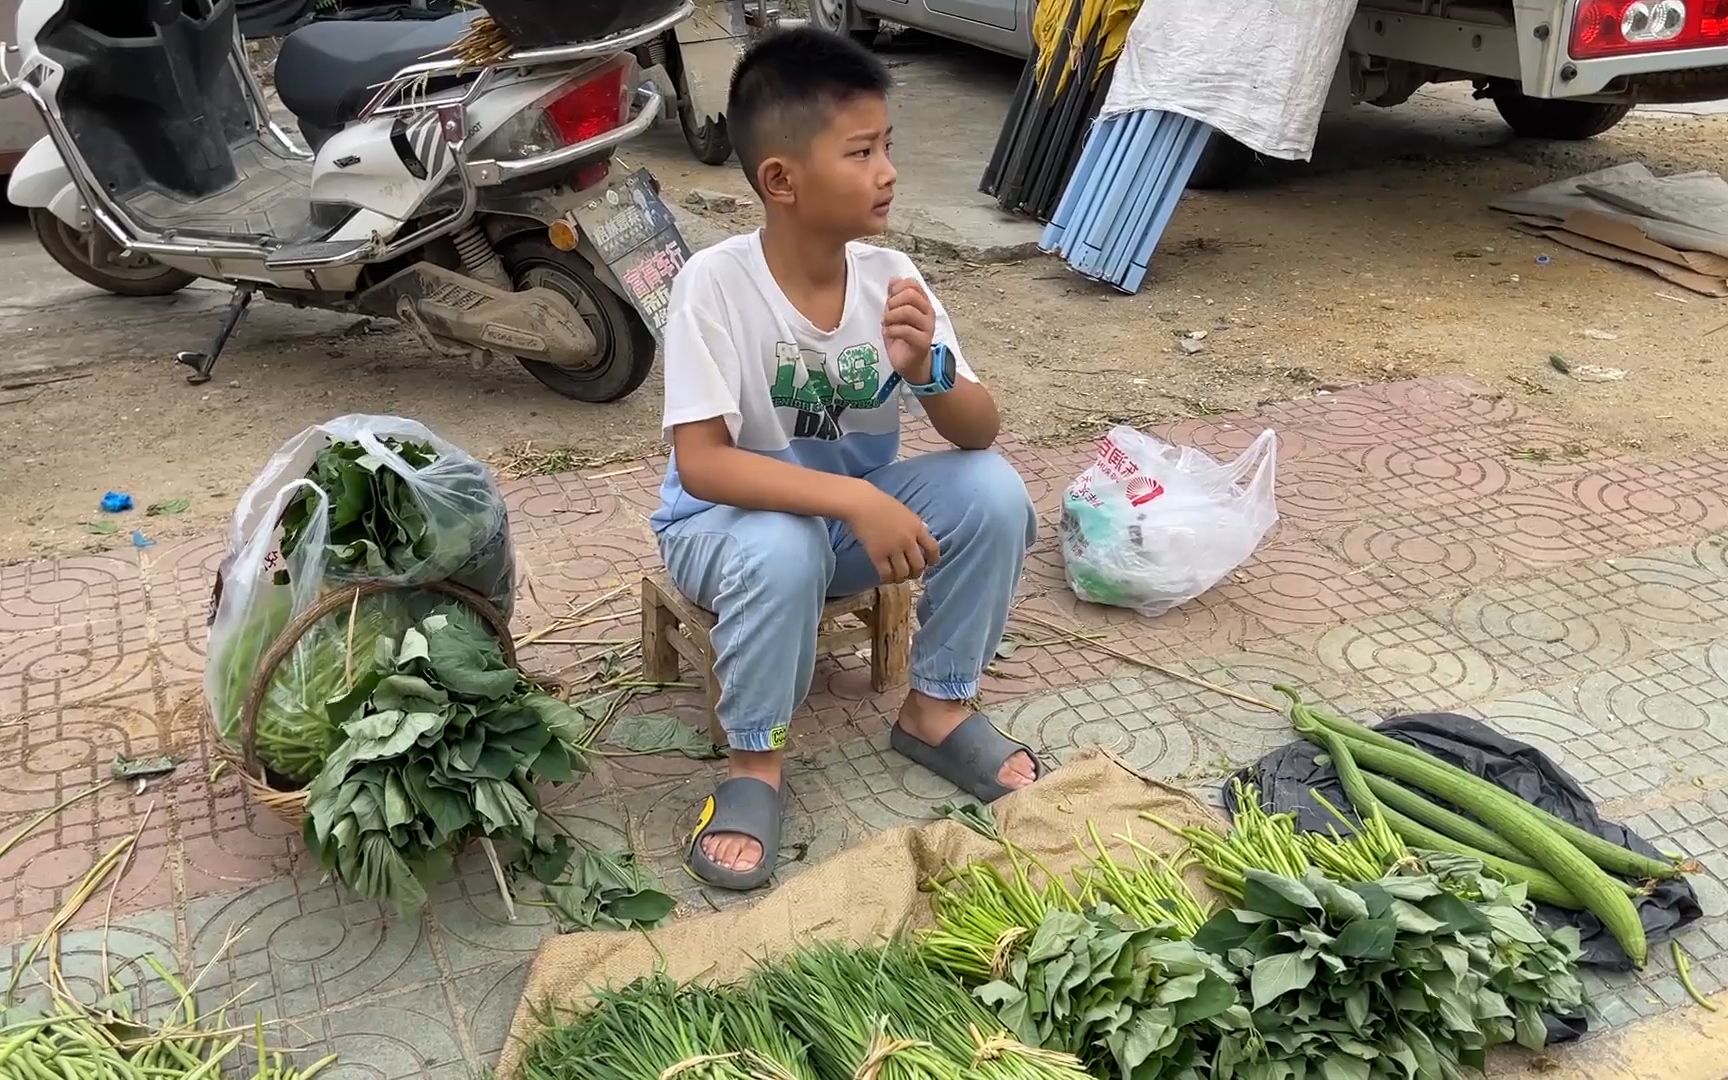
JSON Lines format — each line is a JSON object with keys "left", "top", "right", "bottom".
{"left": 656, "top": 451, "right": 1038, "bottom": 751}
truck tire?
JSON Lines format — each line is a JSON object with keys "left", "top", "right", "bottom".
{"left": 1186, "top": 131, "right": 1257, "bottom": 191}
{"left": 1493, "top": 94, "right": 1633, "bottom": 140}
{"left": 807, "top": 0, "right": 880, "bottom": 44}
{"left": 674, "top": 59, "right": 733, "bottom": 165}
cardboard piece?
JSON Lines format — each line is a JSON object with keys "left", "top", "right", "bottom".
{"left": 1513, "top": 222, "right": 1728, "bottom": 298}
{"left": 1494, "top": 163, "right": 1728, "bottom": 270}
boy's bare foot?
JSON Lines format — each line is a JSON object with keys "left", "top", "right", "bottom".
{"left": 896, "top": 691, "right": 1037, "bottom": 790}
{"left": 699, "top": 748, "right": 783, "bottom": 874}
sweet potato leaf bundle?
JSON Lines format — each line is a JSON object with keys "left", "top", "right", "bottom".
{"left": 975, "top": 906, "right": 1245, "bottom": 1080}
{"left": 1195, "top": 865, "right": 1586, "bottom": 1080}
{"left": 303, "top": 604, "right": 591, "bottom": 910}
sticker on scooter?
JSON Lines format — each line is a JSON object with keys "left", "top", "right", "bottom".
{"left": 481, "top": 324, "right": 549, "bottom": 352}
{"left": 573, "top": 169, "right": 690, "bottom": 342}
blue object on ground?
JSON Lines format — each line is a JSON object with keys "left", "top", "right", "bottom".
{"left": 100, "top": 491, "right": 134, "bottom": 513}
{"left": 1040, "top": 110, "right": 1211, "bottom": 294}
{"left": 131, "top": 529, "right": 155, "bottom": 549}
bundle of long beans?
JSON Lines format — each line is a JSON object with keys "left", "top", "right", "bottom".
{"left": 0, "top": 971, "right": 334, "bottom": 1080}
{"left": 518, "top": 975, "right": 759, "bottom": 1080}
{"left": 755, "top": 945, "right": 966, "bottom": 1080}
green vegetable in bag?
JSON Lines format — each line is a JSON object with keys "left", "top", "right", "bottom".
{"left": 278, "top": 437, "right": 514, "bottom": 613}
{"left": 211, "top": 590, "right": 411, "bottom": 783}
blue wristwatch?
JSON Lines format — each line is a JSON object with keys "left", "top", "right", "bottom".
{"left": 906, "top": 343, "right": 957, "bottom": 398}
{"left": 872, "top": 343, "right": 957, "bottom": 405}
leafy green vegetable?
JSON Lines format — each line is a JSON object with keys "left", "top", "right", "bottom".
{"left": 146, "top": 497, "right": 191, "bottom": 516}
{"left": 934, "top": 800, "right": 1002, "bottom": 840}
{"left": 301, "top": 604, "right": 592, "bottom": 910}
{"left": 605, "top": 713, "right": 722, "bottom": 760}
{"left": 540, "top": 849, "right": 677, "bottom": 932}
{"left": 974, "top": 905, "right": 1245, "bottom": 1079}
{"left": 1203, "top": 864, "right": 1587, "bottom": 1079}
{"left": 277, "top": 437, "right": 514, "bottom": 613}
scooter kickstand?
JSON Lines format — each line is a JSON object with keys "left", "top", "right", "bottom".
{"left": 176, "top": 284, "right": 255, "bottom": 385}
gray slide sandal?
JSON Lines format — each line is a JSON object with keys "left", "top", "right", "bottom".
{"left": 686, "top": 777, "right": 786, "bottom": 891}
{"left": 890, "top": 712, "right": 1043, "bottom": 804}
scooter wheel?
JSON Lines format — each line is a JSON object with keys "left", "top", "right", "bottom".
{"left": 29, "top": 209, "right": 196, "bottom": 297}
{"left": 499, "top": 235, "right": 656, "bottom": 404}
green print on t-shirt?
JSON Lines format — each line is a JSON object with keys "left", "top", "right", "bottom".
{"left": 768, "top": 343, "right": 886, "bottom": 413}
{"left": 834, "top": 343, "right": 881, "bottom": 404}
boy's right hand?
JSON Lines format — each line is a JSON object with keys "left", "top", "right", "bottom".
{"left": 845, "top": 485, "right": 941, "bottom": 583}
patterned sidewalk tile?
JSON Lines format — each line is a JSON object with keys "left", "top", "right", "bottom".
{"left": 1315, "top": 610, "right": 1524, "bottom": 712}
{"left": 1464, "top": 687, "right": 1684, "bottom": 801}
{"left": 0, "top": 613, "right": 157, "bottom": 718}
{"left": 1328, "top": 506, "right": 1528, "bottom": 604}
{"left": 1422, "top": 575, "right": 1650, "bottom": 686}
{"left": 187, "top": 871, "right": 443, "bottom": 1019}
{"left": 1558, "top": 647, "right": 1728, "bottom": 756}
{"left": 1212, "top": 540, "right": 1402, "bottom": 634}
{"left": 1582, "top": 793, "right": 1728, "bottom": 1025}
{"left": 7, "top": 375, "right": 1728, "bottom": 1066}
{"left": 0, "top": 552, "right": 149, "bottom": 635}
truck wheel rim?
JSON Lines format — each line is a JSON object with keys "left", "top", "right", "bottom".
{"left": 810, "top": 0, "right": 847, "bottom": 31}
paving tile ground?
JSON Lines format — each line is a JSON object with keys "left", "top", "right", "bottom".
{"left": 4, "top": 376, "right": 1726, "bottom": 1074}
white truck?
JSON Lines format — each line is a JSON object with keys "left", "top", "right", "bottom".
{"left": 810, "top": 0, "right": 1728, "bottom": 186}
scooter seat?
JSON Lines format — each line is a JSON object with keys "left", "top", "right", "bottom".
{"left": 275, "top": 10, "right": 482, "bottom": 133}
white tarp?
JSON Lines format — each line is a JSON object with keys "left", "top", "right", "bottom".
{"left": 1100, "top": 0, "right": 1359, "bottom": 161}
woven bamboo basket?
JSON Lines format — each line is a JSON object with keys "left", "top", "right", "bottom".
{"left": 206, "top": 577, "right": 516, "bottom": 828}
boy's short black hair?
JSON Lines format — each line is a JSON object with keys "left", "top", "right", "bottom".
{"left": 727, "top": 27, "right": 891, "bottom": 192}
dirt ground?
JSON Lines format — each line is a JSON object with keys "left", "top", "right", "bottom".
{"left": 1, "top": 77, "right": 1725, "bottom": 562}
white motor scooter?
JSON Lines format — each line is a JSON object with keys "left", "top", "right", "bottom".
{"left": 0, "top": 0, "right": 695, "bottom": 402}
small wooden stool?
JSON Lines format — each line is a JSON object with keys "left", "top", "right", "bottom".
{"left": 640, "top": 573, "right": 913, "bottom": 745}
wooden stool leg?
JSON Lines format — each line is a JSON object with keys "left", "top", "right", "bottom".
{"left": 871, "top": 582, "right": 913, "bottom": 693}
{"left": 640, "top": 579, "right": 682, "bottom": 684}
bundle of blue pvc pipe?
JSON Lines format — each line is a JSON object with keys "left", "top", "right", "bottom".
{"left": 1039, "top": 110, "right": 1212, "bottom": 294}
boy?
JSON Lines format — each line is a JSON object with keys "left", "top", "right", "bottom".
{"left": 652, "top": 27, "right": 1043, "bottom": 890}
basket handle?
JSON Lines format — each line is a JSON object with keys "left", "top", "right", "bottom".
{"left": 237, "top": 579, "right": 518, "bottom": 778}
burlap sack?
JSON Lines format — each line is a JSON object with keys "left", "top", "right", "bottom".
{"left": 497, "top": 750, "right": 1227, "bottom": 1075}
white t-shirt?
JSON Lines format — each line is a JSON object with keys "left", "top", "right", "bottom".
{"left": 650, "top": 230, "right": 976, "bottom": 530}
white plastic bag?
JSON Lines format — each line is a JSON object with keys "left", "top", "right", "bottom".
{"left": 203, "top": 415, "right": 515, "bottom": 781}
{"left": 1060, "top": 426, "right": 1278, "bottom": 616}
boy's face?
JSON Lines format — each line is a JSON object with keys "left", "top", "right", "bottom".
{"left": 767, "top": 92, "right": 896, "bottom": 240}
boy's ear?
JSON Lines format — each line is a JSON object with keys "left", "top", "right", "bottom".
{"left": 757, "top": 154, "right": 796, "bottom": 207}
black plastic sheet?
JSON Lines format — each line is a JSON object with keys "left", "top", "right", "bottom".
{"left": 1230, "top": 712, "right": 1701, "bottom": 973}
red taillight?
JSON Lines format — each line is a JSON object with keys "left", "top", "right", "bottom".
{"left": 1570, "top": 0, "right": 1728, "bottom": 58}
{"left": 544, "top": 62, "right": 629, "bottom": 144}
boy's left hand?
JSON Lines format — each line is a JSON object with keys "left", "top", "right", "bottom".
{"left": 883, "top": 277, "right": 935, "bottom": 383}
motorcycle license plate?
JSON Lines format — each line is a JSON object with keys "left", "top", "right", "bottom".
{"left": 571, "top": 169, "right": 690, "bottom": 341}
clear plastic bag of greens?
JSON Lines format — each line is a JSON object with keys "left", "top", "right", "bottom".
{"left": 204, "top": 415, "right": 516, "bottom": 783}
